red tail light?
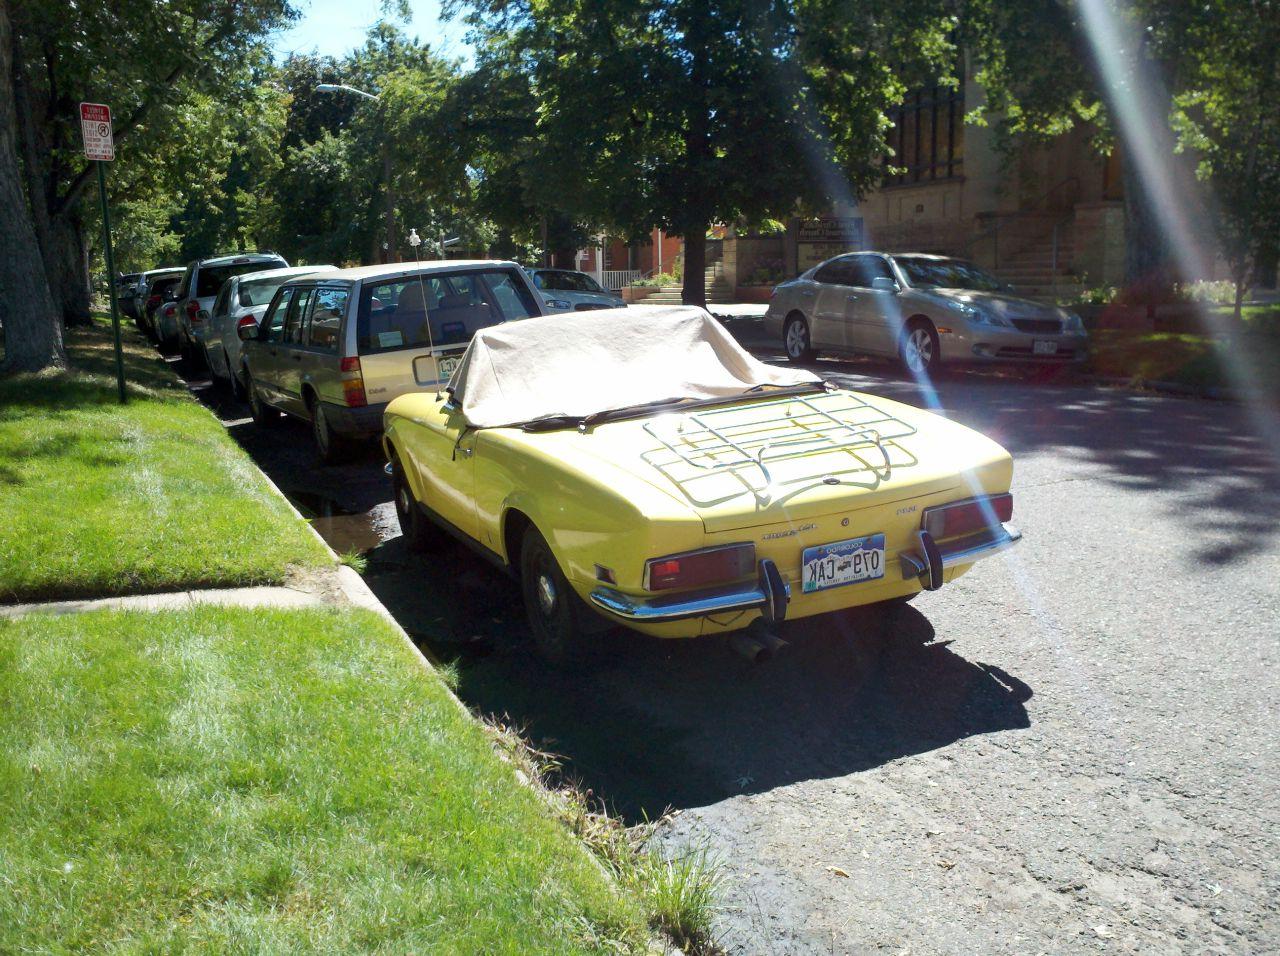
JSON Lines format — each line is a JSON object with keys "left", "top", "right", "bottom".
{"left": 236, "top": 314, "right": 259, "bottom": 336}
{"left": 339, "top": 356, "right": 366, "bottom": 407}
{"left": 644, "top": 543, "right": 755, "bottom": 591}
{"left": 185, "top": 300, "right": 200, "bottom": 321}
{"left": 922, "top": 494, "right": 1013, "bottom": 539}
{"left": 147, "top": 295, "right": 160, "bottom": 309}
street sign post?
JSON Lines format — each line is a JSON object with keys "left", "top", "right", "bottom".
{"left": 79, "top": 102, "right": 126, "bottom": 403}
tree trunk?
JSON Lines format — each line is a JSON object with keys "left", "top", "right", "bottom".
{"left": 1120, "top": 158, "right": 1169, "bottom": 318}
{"left": 50, "top": 208, "right": 92, "bottom": 326}
{"left": 0, "top": 0, "right": 62, "bottom": 373}
{"left": 682, "top": 227, "right": 707, "bottom": 308}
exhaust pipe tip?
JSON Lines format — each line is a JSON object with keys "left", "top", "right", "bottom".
{"left": 728, "top": 631, "right": 771, "bottom": 664}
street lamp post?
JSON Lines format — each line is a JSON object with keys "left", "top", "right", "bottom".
{"left": 315, "top": 83, "right": 396, "bottom": 264}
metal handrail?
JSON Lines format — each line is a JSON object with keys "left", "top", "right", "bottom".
{"left": 964, "top": 175, "right": 1082, "bottom": 268}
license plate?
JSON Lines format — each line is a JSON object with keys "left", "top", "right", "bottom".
{"left": 801, "top": 533, "right": 885, "bottom": 593}
{"left": 437, "top": 355, "right": 460, "bottom": 379}
{"left": 1033, "top": 339, "right": 1059, "bottom": 355}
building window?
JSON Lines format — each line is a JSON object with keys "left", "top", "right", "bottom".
{"left": 886, "top": 81, "right": 964, "bottom": 185}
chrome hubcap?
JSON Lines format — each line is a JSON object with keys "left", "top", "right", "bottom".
{"left": 536, "top": 574, "right": 557, "bottom": 615}
{"left": 786, "top": 322, "right": 806, "bottom": 356}
{"left": 906, "top": 329, "right": 933, "bottom": 373}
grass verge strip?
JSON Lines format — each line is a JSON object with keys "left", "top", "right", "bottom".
{"left": 0, "top": 321, "right": 328, "bottom": 602}
{"left": 0, "top": 606, "right": 649, "bottom": 953}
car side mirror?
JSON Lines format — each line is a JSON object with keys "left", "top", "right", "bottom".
{"left": 871, "top": 277, "right": 898, "bottom": 293}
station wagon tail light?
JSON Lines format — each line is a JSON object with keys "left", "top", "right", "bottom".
{"left": 340, "top": 356, "right": 366, "bottom": 408}
{"left": 644, "top": 543, "right": 755, "bottom": 591}
{"left": 146, "top": 294, "right": 160, "bottom": 310}
{"left": 185, "top": 300, "right": 200, "bottom": 321}
{"left": 922, "top": 494, "right": 1013, "bottom": 539}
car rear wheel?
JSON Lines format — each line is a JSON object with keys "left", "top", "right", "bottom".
{"left": 520, "top": 526, "right": 590, "bottom": 664}
{"left": 247, "top": 377, "right": 279, "bottom": 427}
{"left": 784, "top": 315, "right": 816, "bottom": 363}
{"left": 900, "top": 320, "right": 940, "bottom": 377}
{"left": 391, "top": 456, "right": 440, "bottom": 552}
{"left": 310, "top": 399, "right": 351, "bottom": 465}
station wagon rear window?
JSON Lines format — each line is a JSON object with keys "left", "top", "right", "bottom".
{"left": 356, "top": 269, "right": 538, "bottom": 355}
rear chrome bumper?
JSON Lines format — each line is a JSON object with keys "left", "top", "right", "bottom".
{"left": 899, "top": 523, "right": 1022, "bottom": 589}
{"left": 589, "top": 558, "right": 790, "bottom": 623}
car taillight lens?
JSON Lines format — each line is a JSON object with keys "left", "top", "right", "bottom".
{"left": 236, "top": 314, "right": 259, "bottom": 334}
{"left": 922, "top": 494, "right": 1013, "bottom": 539}
{"left": 147, "top": 295, "right": 160, "bottom": 309}
{"left": 645, "top": 543, "right": 755, "bottom": 591}
{"left": 185, "top": 301, "right": 199, "bottom": 320}
{"left": 340, "top": 355, "right": 366, "bottom": 408}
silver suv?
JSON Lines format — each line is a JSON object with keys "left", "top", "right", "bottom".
{"left": 240, "top": 260, "right": 546, "bottom": 463}
{"left": 173, "top": 252, "right": 288, "bottom": 367}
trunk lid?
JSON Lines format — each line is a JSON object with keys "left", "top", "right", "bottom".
{"left": 577, "top": 390, "right": 1012, "bottom": 533}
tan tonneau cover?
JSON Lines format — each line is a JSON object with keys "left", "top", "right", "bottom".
{"left": 450, "top": 305, "right": 820, "bottom": 429}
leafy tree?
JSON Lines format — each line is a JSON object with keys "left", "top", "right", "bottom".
{"left": 452, "top": 0, "right": 959, "bottom": 306}
{"left": 1170, "top": 0, "right": 1280, "bottom": 316}
{"left": 2, "top": 0, "right": 291, "bottom": 372}
{"left": 967, "top": 0, "right": 1280, "bottom": 301}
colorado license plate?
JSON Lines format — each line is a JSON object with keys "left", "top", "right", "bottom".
{"left": 1033, "top": 339, "right": 1059, "bottom": 355}
{"left": 801, "top": 533, "right": 885, "bottom": 593}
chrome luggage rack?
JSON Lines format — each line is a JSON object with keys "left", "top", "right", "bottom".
{"left": 642, "top": 391, "right": 918, "bottom": 502}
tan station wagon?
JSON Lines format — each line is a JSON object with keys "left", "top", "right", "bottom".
{"left": 240, "top": 260, "right": 547, "bottom": 462}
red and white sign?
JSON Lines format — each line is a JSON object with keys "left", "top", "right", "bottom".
{"left": 79, "top": 102, "right": 114, "bottom": 161}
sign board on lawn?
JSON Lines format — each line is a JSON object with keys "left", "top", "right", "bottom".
{"left": 79, "top": 102, "right": 114, "bottom": 161}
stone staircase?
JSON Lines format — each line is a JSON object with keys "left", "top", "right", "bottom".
{"left": 992, "top": 229, "right": 1083, "bottom": 302}
{"left": 631, "top": 261, "right": 736, "bottom": 305}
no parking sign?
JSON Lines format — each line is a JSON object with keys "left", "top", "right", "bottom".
{"left": 79, "top": 102, "right": 114, "bottom": 161}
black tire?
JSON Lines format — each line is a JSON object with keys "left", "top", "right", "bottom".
{"left": 520, "top": 526, "right": 590, "bottom": 664}
{"left": 310, "top": 398, "right": 350, "bottom": 465}
{"left": 784, "top": 315, "right": 816, "bottom": 363}
{"left": 900, "top": 319, "right": 941, "bottom": 377}
{"left": 391, "top": 456, "right": 439, "bottom": 552}
{"left": 247, "top": 376, "right": 279, "bottom": 427}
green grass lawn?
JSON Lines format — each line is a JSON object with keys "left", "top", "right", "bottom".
{"left": 0, "top": 606, "right": 649, "bottom": 953}
{"left": 0, "top": 319, "right": 328, "bottom": 601}
{"left": 1087, "top": 307, "right": 1280, "bottom": 400}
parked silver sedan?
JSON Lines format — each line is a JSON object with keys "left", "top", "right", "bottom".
{"left": 764, "top": 252, "right": 1087, "bottom": 375}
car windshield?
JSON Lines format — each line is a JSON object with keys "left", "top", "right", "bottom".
{"left": 894, "top": 257, "right": 1006, "bottom": 292}
{"left": 197, "top": 259, "right": 286, "bottom": 298}
{"left": 535, "top": 271, "right": 605, "bottom": 293}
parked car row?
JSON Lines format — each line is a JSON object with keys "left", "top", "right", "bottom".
{"left": 122, "top": 247, "right": 1026, "bottom": 662}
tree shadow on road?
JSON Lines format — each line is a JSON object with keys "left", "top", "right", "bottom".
{"left": 363, "top": 535, "right": 1033, "bottom": 823}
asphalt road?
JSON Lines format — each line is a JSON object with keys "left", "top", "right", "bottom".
{"left": 183, "top": 336, "right": 1280, "bottom": 954}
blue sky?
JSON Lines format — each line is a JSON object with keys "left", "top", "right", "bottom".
{"left": 271, "top": 0, "right": 473, "bottom": 62}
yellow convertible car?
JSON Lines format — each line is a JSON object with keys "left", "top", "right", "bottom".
{"left": 383, "top": 306, "right": 1020, "bottom": 661}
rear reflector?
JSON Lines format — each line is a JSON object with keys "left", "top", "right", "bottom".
{"left": 645, "top": 543, "right": 755, "bottom": 591}
{"left": 185, "top": 300, "right": 199, "bottom": 318}
{"left": 339, "top": 356, "right": 366, "bottom": 407}
{"left": 922, "top": 494, "right": 1013, "bottom": 539}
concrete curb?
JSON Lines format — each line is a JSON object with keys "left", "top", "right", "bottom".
{"left": 0, "top": 585, "right": 323, "bottom": 620}
{"left": 1085, "top": 374, "right": 1245, "bottom": 403}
